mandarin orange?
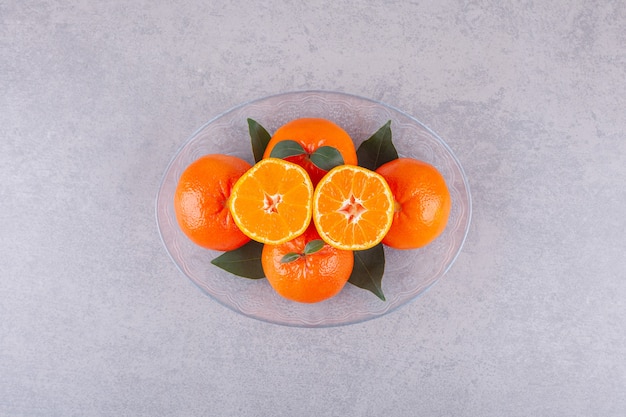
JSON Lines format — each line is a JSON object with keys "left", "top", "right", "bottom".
{"left": 261, "top": 226, "right": 354, "bottom": 303}
{"left": 228, "top": 158, "right": 313, "bottom": 245}
{"left": 375, "top": 158, "right": 451, "bottom": 249}
{"left": 313, "top": 164, "right": 394, "bottom": 250}
{"left": 174, "top": 154, "right": 251, "bottom": 251}
{"left": 263, "top": 118, "right": 358, "bottom": 185}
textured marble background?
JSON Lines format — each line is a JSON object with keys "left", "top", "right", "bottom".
{"left": 1, "top": 1, "right": 625, "bottom": 416}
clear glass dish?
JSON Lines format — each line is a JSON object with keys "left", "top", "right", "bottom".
{"left": 155, "top": 90, "right": 472, "bottom": 327}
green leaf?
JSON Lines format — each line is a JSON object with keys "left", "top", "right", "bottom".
{"left": 303, "top": 239, "right": 325, "bottom": 255}
{"left": 280, "top": 252, "right": 301, "bottom": 264}
{"left": 356, "top": 121, "right": 398, "bottom": 170}
{"left": 269, "top": 140, "right": 306, "bottom": 159}
{"left": 247, "top": 118, "right": 272, "bottom": 163}
{"left": 211, "top": 240, "right": 265, "bottom": 279}
{"left": 348, "top": 244, "right": 386, "bottom": 301}
{"left": 309, "top": 146, "right": 344, "bottom": 171}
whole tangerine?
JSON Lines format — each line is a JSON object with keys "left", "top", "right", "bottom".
{"left": 261, "top": 226, "right": 354, "bottom": 303}
{"left": 263, "top": 118, "right": 358, "bottom": 185}
{"left": 174, "top": 154, "right": 251, "bottom": 251}
{"left": 376, "top": 158, "right": 451, "bottom": 249}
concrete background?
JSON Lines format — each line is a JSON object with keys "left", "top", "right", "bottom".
{"left": 1, "top": 1, "right": 625, "bottom": 416}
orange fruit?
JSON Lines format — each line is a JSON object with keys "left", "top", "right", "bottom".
{"left": 313, "top": 164, "right": 394, "bottom": 250}
{"left": 174, "top": 154, "right": 251, "bottom": 251}
{"left": 228, "top": 158, "right": 313, "bottom": 245}
{"left": 262, "top": 118, "right": 358, "bottom": 185}
{"left": 375, "top": 158, "right": 451, "bottom": 249}
{"left": 262, "top": 226, "right": 354, "bottom": 303}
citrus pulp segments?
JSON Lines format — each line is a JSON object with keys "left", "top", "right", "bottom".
{"left": 228, "top": 158, "right": 314, "bottom": 245}
{"left": 313, "top": 165, "right": 394, "bottom": 250}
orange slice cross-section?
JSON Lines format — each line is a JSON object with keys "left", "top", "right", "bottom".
{"left": 313, "top": 165, "right": 394, "bottom": 250}
{"left": 228, "top": 158, "right": 313, "bottom": 245}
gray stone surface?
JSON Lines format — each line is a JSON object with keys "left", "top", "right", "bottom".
{"left": 1, "top": 1, "right": 625, "bottom": 416}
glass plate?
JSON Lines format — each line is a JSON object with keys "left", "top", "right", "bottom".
{"left": 156, "top": 90, "right": 472, "bottom": 327}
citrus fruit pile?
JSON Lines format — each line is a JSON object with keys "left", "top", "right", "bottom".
{"left": 174, "top": 118, "right": 451, "bottom": 303}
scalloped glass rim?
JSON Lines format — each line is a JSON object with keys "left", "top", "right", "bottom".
{"left": 155, "top": 90, "right": 472, "bottom": 327}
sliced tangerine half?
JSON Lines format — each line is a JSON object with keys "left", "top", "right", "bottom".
{"left": 228, "top": 158, "right": 313, "bottom": 245}
{"left": 313, "top": 165, "right": 394, "bottom": 250}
